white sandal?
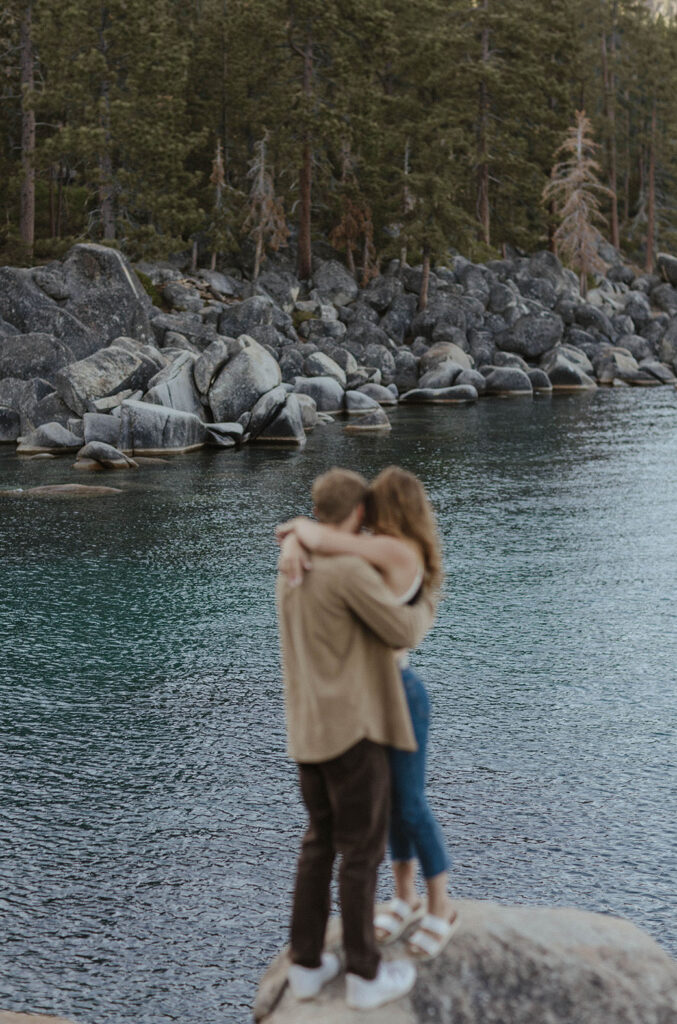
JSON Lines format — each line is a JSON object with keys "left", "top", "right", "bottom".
{"left": 374, "top": 897, "right": 425, "bottom": 945}
{"left": 406, "top": 910, "right": 461, "bottom": 960}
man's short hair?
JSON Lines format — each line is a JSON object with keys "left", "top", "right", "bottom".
{"left": 312, "top": 467, "right": 368, "bottom": 524}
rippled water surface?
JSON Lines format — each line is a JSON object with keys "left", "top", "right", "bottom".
{"left": 1, "top": 389, "right": 676, "bottom": 1023}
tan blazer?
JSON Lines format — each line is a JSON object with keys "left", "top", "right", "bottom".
{"left": 276, "top": 553, "right": 435, "bottom": 763}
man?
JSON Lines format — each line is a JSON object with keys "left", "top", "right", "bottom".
{"left": 276, "top": 467, "right": 434, "bottom": 1011}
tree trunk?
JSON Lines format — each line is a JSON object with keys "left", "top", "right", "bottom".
{"left": 297, "top": 38, "right": 313, "bottom": 281}
{"left": 253, "top": 230, "right": 264, "bottom": 280}
{"left": 601, "top": 25, "right": 619, "bottom": 249}
{"left": 477, "top": 0, "right": 490, "bottom": 247}
{"left": 646, "top": 100, "right": 657, "bottom": 272}
{"left": 19, "top": 1, "right": 35, "bottom": 258}
{"left": 97, "top": 9, "right": 116, "bottom": 242}
{"left": 419, "top": 246, "right": 431, "bottom": 311}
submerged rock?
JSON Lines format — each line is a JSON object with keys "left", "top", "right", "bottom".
{"left": 343, "top": 406, "right": 391, "bottom": 432}
{"left": 0, "top": 483, "right": 122, "bottom": 499}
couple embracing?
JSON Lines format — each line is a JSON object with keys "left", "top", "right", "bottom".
{"left": 275, "top": 466, "right": 458, "bottom": 1012}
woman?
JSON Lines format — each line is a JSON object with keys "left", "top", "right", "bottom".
{"left": 276, "top": 466, "right": 459, "bottom": 960}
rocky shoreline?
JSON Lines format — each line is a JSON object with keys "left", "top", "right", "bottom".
{"left": 1, "top": 242, "right": 676, "bottom": 472}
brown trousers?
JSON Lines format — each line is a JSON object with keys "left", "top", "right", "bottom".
{"left": 290, "top": 738, "right": 390, "bottom": 980}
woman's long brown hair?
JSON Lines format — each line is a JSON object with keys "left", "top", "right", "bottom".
{"left": 364, "top": 466, "right": 443, "bottom": 594}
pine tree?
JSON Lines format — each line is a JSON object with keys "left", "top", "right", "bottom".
{"left": 543, "top": 110, "right": 614, "bottom": 294}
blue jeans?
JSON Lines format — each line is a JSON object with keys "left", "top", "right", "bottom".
{"left": 389, "top": 666, "right": 450, "bottom": 879}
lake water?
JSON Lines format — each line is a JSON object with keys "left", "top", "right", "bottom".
{"left": 1, "top": 389, "right": 676, "bottom": 1023}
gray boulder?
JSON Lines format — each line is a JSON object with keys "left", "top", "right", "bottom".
{"left": 541, "top": 350, "right": 597, "bottom": 391}
{"left": 623, "top": 291, "right": 652, "bottom": 331}
{"left": 657, "top": 251, "right": 677, "bottom": 287}
{"left": 143, "top": 352, "right": 203, "bottom": 417}
{"left": 312, "top": 260, "right": 359, "bottom": 305}
{"left": 456, "top": 368, "right": 487, "bottom": 394}
{"left": 419, "top": 342, "right": 472, "bottom": 374}
{"left": 0, "top": 406, "right": 20, "bottom": 442}
{"left": 208, "top": 335, "right": 281, "bottom": 421}
{"left": 196, "top": 268, "right": 244, "bottom": 299}
{"left": 400, "top": 384, "right": 478, "bottom": 404}
{"left": 658, "top": 318, "right": 677, "bottom": 367}
{"left": 218, "top": 295, "right": 275, "bottom": 337}
{"left": 493, "top": 351, "right": 529, "bottom": 371}
{"left": 254, "top": 899, "right": 677, "bottom": 1024}
{"left": 616, "top": 333, "right": 653, "bottom": 362}
{"left": 83, "top": 412, "right": 122, "bottom": 447}
{"left": 162, "top": 280, "right": 203, "bottom": 312}
{"left": 293, "top": 375, "right": 344, "bottom": 412}
{"left": 75, "top": 441, "right": 137, "bottom": 470}
{"left": 254, "top": 394, "right": 306, "bottom": 445}
{"left": 151, "top": 312, "right": 216, "bottom": 351}
{"left": 0, "top": 267, "right": 97, "bottom": 359}
{"left": 57, "top": 243, "right": 154, "bottom": 346}
{"left": 118, "top": 399, "right": 207, "bottom": 453}
{"left": 356, "top": 382, "right": 397, "bottom": 405}
{"left": 467, "top": 328, "right": 495, "bottom": 367}
{"left": 344, "top": 390, "right": 381, "bottom": 415}
{"left": 650, "top": 281, "right": 677, "bottom": 314}
{"left": 379, "top": 294, "right": 417, "bottom": 344}
{"left": 204, "top": 421, "right": 245, "bottom": 447}
{"left": 248, "top": 384, "right": 289, "bottom": 440}
{"left": 364, "top": 344, "right": 396, "bottom": 384}
{"left": 499, "top": 310, "right": 564, "bottom": 357}
{"left": 574, "top": 303, "right": 615, "bottom": 338}
{"left": 484, "top": 367, "right": 533, "bottom": 396}
{"left": 31, "top": 390, "right": 74, "bottom": 428}
{"left": 193, "top": 336, "right": 244, "bottom": 395}
{"left": 55, "top": 344, "right": 159, "bottom": 416}
{"left": 393, "top": 349, "right": 419, "bottom": 393}
{"left": 418, "top": 361, "right": 463, "bottom": 389}
{"left": 362, "top": 275, "right": 403, "bottom": 313}
{"left": 257, "top": 270, "right": 301, "bottom": 311}
{"left": 343, "top": 406, "right": 391, "bottom": 432}
{"left": 294, "top": 392, "right": 318, "bottom": 430}
{"left": 279, "top": 348, "right": 306, "bottom": 384}
{"left": 0, "top": 332, "right": 74, "bottom": 383}
{"left": 593, "top": 347, "right": 657, "bottom": 386}
{"left": 640, "top": 359, "right": 677, "bottom": 384}
{"left": 17, "top": 421, "right": 83, "bottom": 453}
{"left": 345, "top": 320, "right": 394, "bottom": 354}
{"left": 303, "top": 351, "right": 347, "bottom": 386}
{"left": 528, "top": 368, "right": 553, "bottom": 392}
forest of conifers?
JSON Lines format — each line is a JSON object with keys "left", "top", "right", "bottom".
{"left": 2, "top": 1, "right": 677, "bottom": 278}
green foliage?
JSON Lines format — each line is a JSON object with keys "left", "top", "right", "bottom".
{"left": 1, "top": 0, "right": 677, "bottom": 267}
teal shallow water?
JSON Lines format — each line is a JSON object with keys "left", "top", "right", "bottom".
{"left": 1, "top": 390, "right": 676, "bottom": 1022}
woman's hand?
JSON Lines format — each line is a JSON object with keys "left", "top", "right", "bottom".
{"left": 278, "top": 534, "right": 312, "bottom": 587}
{"left": 275, "top": 516, "right": 325, "bottom": 551}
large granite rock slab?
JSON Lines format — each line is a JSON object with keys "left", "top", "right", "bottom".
{"left": 0, "top": 267, "right": 97, "bottom": 359}
{"left": 55, "top": 344, "right": 162, "bottom": 416}
{"left": 0, "top": 332, "right": 73, "bottom": 383}
{"left": 143, "top": 352, "right": 203, "bottom": 417}
{"left": 208, "top": 335, "right": 281, "bottom": 422}
{"left": 118, "top": 399, "right": 206, "bottom": 454}
{"left": 57, "top": 243, "right": 154, "bottom": 346}
{"left": 254, "top": 394, "right": 306, "bottom": 445}
{"left": 254, "top": 899, "right": 677, "bottom": 1023}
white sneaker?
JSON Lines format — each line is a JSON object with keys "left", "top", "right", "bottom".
{"left": 345, "top": 958, "right": 416, "bottom": 1010}
{"left": 288, "top": 951, "right": 341, "bottom": 1000}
